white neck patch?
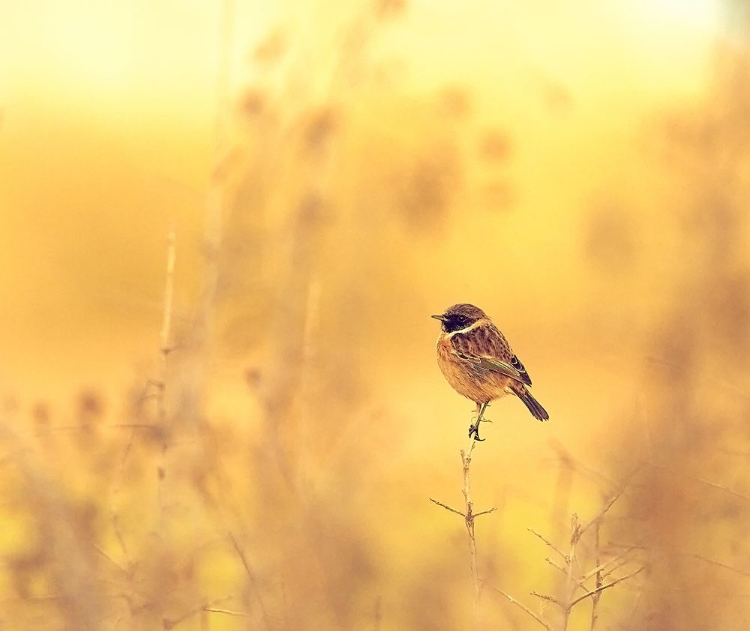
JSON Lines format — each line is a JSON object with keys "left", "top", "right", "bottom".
{"left": 446, "top": 319, "right": 486, "bottom": 339}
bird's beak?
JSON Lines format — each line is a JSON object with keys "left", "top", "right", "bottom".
{"left": 431, "top": 314, "right": 446, "bottom": 321}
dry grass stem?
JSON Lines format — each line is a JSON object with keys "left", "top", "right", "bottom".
{"left": 560, "top": 513, "right": 582, "bottom": 630}
{"left": 227, "top": 531, "right": 272, "bottom": 630}
{"left": 490, "top": 587, "right": 553, "bottom": 630}
{"left": 545, "top": 556, "right": 567, "bottom": 575}
{"left": 164, "top": 596, "right": 232, "bottom": 630}
{"left": 568, "top": 566, "right": 645, "bottom": 610}
{"left": 578, "top": 490, "right": 622, "bottom": 538}
{"left": 428, "top": 498, "right": 465, "bottom": 517}
{"left": 157, "top": 226, "right": 177, "bottom": 519}
{"left": 158, "top": 225, "right": 176, "bottom": 425}
{"left": 581, "top": 550, "right": 634, "bottom": 583}
{"left": 495, "top": 492, "right": 644, "bottom": 631}
{"left": 648, "top": 462, "right": 750, "bottom": 503}
{"left": 204, "top": 607, "right": 250, "bottom": 617}
{"left": 431, "top": 408, "right": 497, "bottom": 615}
{"left": 531, "top": 591, "right": 561, "bottom": 605}
{"left": 590, "top": 521, "right": 602, "bottom": 631}
{"left": 609, "top": 542, "right": 750, "bottom": 579}
{"left": 529, "top": 527, "right": 567, "bottom": 560}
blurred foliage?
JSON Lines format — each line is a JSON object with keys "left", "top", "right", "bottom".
{"left": 3, "top": 1, "right": 750, "bottom": 630}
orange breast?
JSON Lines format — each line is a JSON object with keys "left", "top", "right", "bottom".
{"left": 435, "top": 335, "right": 512, "bottom": 404}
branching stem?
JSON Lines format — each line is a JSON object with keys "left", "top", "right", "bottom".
{"left": 430, "top": 405, "right": 496, "bottom": 620}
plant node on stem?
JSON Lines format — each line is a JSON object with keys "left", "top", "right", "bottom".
{"left": 430, "top": 405, "right": 497, "bottom": 618}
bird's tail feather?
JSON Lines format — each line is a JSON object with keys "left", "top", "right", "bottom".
{"left": 514, "top": 386, "right": 549, "bottom": 421}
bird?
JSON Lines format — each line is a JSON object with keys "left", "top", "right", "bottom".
{"left": 432, "top": 303, "right": 548, "bottom": 441}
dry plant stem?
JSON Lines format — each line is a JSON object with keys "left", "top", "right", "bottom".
{"left": 429, "top": 499, "right": 464, "bottom": 517}
{"left": 111, "top": 434, "right": 134, "bottom": 564}
{"left": 496, "top": 494, "right": 642, "bottom": 630}
{"left": 531, "top": 591, "right": 560, "bottom": 605}
{"left": 158, "top": 226, "right": 176, "bottom": 519}
{"left": 430, "top": 406, "right": 496, "bottom": 618}
{"left": 462, "top": 434, "right": 480, "bottom": 604}
{"left": 581, "top": 550, "right": 634, "bottom": 583}
{"left": 567, "top": 566, "right": 645, "bottom": 609}
{"left": 490, "top": 587, "right": 552, "bottom": 630}
{"left": 579, "top": 490, "right": 622, "bottom": 538}
{"left": 529, "top": 527, "right": 567, "bottom": 560}
{"left": 558, "top": 494, "right": 643, "bottom": 631}
{"left": 609, "top": 542, "right": 750, "bottom": 579}
{"left": 227, "top": 531, "right": 272, "bottom": 630}
{"left": 191, "top": 0, "right": 234, "bottom": 423}
{"left": 163, "top": 595, "right": 232, "bottom": 629}
{"left": 590, "top": 521, "right": 602, "bottom": 631}
{"left": 109, "top": 228, "right": 175, "bottom": 560}
{"left": 204, "top": 607, "right": 250, "bottom": 617}
{"left": 158, "top": 225, "right": 176, "bottom": 426}
{"left": 561, "top": 514, "right": 581, "bottom": 631}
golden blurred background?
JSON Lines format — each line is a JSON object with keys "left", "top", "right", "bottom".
{"left": 2, "top": 0, "right": 750, "bottom": 629}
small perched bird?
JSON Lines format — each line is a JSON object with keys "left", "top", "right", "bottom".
{"left": 432, "top": 303, "right": 548, "bottom": 440}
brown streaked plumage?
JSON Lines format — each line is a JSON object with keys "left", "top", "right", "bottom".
{"left": 432, "top": 303, "right": 548, "bottom": 440}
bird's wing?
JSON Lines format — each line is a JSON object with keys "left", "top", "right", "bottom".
{"left": 509, "top": 354, "right": 532, "bottom": 386}
{"left": 477, "top": 355, "right": 532, "bottom": 386}
{"left": 482, "top": 323, "right": 533, "bottom": 386}
{"left": 450, "top": 324, "right": 533, "bottom": 386}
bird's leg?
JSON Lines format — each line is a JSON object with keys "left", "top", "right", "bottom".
{"left": 468, "top": 402, "right": 489, "bottom": 441}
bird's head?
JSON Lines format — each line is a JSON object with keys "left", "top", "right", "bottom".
{"left": 431, "top": 303, "right": 488, "bottom": 333}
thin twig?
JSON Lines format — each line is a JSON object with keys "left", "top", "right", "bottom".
{"left": 590, "top": 520, "right": 602, "bottom": 630}
{"left": 156, "top": 226, "right": 176, "bottom": 522}
{"left": 461, "top": 435, "right": 480, "bottom": 606}
{"left": 561, "top": 513, "right": 581, "bottom": 631}
{"left": 568, "top": 566, "right": 645, "bottom": 610}
{"left": 528, "top": 528, "right": 566, "bottom": 560}
{"left": 430, "top": 406, "right": 496, "bottom": 620}
{"left": 581, "top": 550, "right": 634, "bottom": 583}
{"left": 204, "top": 607, "right": 250, "bottom": 617}
{"left": 647, "top": 461, "right": 750, "bottom": 503}
{"left": 429, "top": 498, "right": 465, "bottom": 517}
{"left": 92, "top": 544, "right": 129, "bottom": 576}
{"left": 609, "top": 543, "right": 750, "bottom": 579}
{"left": 474, "top": 508, "right": 497, "bottom": 518}
{"left": 158, "top": 225, "right": 176, "bottom": 427}
{"left": 490, "top": 586, "right": 552, "bottom": 630}
{"left": 545, "top": 556, "right": 567, "bottom": 575}
{"left": 601, "top": 556, "right": 636, "bottom": 582}
{"left": 579, "top": 490, "right": 622, "bottom": 537}
{"left": 228, "top": 531, "right": 272, "bottom": 630}
{"left": 531, "top": 591, "right": 561, "bottom": 605}
{"left": 163, "top": 596, "right": 231, "bottom": 629}
{"left": 110, "top": 401, "right": 143, "bottom": 565}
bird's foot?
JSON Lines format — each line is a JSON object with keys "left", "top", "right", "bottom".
{"left": 468, "top": 414, "right": 492, "bottom": 442}
{"left": 468, "top": 421, "right": 485, "bottom": 442}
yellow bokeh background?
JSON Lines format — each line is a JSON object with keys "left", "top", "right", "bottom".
{"left": 2, "top": 1, "right": 750, "bottom": 629}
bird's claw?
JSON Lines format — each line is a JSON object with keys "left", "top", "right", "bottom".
{"left": 468, "top": 423, "right": 485, "bottom": 442}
